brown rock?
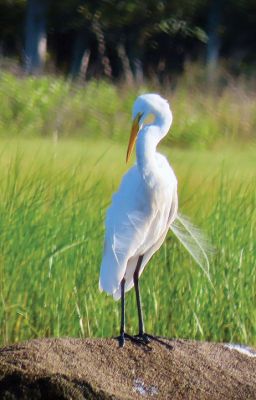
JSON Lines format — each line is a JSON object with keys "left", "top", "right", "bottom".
{"left": 0, "top": 337, "right": 255, "bottom": 399}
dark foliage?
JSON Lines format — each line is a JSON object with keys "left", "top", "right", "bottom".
{"left": 0, "top": 0, "right": 255, "bottom": 79}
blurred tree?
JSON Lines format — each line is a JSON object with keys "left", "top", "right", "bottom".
{"left": 0, "top": 0, "right": 255, "bottom": 79}
{"left": 76, "top": 0, "right": 207, "bottom": 81}
{"left": 24, "top": 0, "right": 48, "bottom": 73}
{"left": 48, "top": 0, "right": 90, "bottom": 76}
{"left": 222, "top": 0, "right": 256, "bottom": 75}
{"left": 70, "top": 27, "right": 90, "bottom": 78}
{"left": 0, "top": 0, "right": 26, "bottom": 60}
{"left": 206, "top": 0, "right": 221, "bottom": 81}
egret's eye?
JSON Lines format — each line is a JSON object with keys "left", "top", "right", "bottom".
{"left": 143, "top": 113, "right": 154, "bottom": 125}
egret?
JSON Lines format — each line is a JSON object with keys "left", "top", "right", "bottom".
{"left": 99, "top": 93, "right": 211, "bottom": 347}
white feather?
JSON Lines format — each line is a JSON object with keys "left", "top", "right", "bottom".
{"left": 170, "top": 213, "right": 214, "bottom": 285}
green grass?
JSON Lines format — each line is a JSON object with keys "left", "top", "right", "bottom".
{"left": 1, "top": 71, "right": 256, "bottom": 147}
{"left": 0, "top": 138, "right": 255, "bottom": 346}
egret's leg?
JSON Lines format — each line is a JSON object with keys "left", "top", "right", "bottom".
{"left": 134, "top": 255, "right": 150, "bottom": 344}
{"left": 118, "top": 278, "right": 142, "bottom": 347}
{"left": 134, "top": 256, "right": 144, "bottom": 334}
{"left": 119, "top": 278, "right": 126, "bottom": 347}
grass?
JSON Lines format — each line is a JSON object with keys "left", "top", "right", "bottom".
{"left": 0, "top": 138, "right": 255, "bottom": 346}
{"left": 1, "top": 70, "right": 256, "bottom": 147}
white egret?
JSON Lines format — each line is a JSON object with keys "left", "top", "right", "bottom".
{"left": 99, "top": 93, "right": 211, "bottom": 347}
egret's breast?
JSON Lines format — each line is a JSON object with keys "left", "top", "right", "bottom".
{"left": 135, "top": 185, "right": 176, "bottom": 256}
{"left": 138, "top": 154, "right": 177, "bottom": 253}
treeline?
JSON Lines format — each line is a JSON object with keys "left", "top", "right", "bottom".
{"left": 0, "top": 0, "right": 255, "bottom": 81}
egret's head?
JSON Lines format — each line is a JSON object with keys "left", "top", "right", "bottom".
{"left": 132, "top": 93, "right": 171, "bottom": 122}
{"left": 126, "top": 94, "right": 172, "bottom": 163}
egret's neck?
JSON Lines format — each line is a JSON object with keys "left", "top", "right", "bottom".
{"left": 136, "top": 112, "right": 172, "bottom": 182}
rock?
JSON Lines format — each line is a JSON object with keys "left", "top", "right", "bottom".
{"left": 0, "top": 337, "right": 255, "bottom": 399}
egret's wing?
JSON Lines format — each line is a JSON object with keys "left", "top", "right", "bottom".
{"left": 99, "top": 166, "right": 154, "bottom": 295}
{"left": 112, "top": 184, "right": 178, "bottom": 300}
{"left": 170, "top": 213, "right": 214, "bottom": 283}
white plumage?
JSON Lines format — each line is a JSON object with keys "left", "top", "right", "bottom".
{"left": 99, "top": 93, "right": 178, "bottom": 300}
{"left": 99, "top": 93, "right": 212, "bottom": 346}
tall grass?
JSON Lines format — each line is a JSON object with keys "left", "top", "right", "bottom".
{"left": 0, "top": 71, "right": 256, "bottom": 146}
{"left": 0, "top": 139, "right": 255, "bottom": 346}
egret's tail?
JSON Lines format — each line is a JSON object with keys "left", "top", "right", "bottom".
{"left": 170, "top": 213, "right": 215, "bottom": 284}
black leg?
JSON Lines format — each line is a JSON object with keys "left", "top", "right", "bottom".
{"left": 133, "top": 256, "right": 150, "bottom": 344}
{"left": 118, "top": 277, "right": 144, "bottom": 347}
{"left": 119, "top": 278, "right": 125, "bottom": 347}
{"left": 134, "top": 256, "right": 144, "bottom": 334}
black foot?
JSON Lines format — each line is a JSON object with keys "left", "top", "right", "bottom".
{"left": 117, "top": 332, "right": 137, "bottom": 347}
{"left": 135, "top": 332, "right": 151, "bottom": 344}
{"left": 119, "top": 332, "right": 125, "bottom": 347}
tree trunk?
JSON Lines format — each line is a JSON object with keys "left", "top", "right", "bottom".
{"left": 70, "top": 29, "right": 89, "bottom": 79}
{"left": 206, "top": 0, "right": 221, "bottom": 82}
{"left": 117, "top": 42, "right": 133, "bottom": 84}
{"left": 24, "top": 0, "right": 47, "bottom": 74}
{"left": 92, "top": 14, "right": 112, "bottom": 79}
{"left": 127, "top": 33, "right": 144, "bottom": 85}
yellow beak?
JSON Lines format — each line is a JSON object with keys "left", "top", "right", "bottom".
{"left": 126, "top": 113, "right": 141, "bottom": 163}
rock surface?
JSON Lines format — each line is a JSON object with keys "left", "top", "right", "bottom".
{"left": 0, "top": 337, "right": 256, "bottom": 399}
